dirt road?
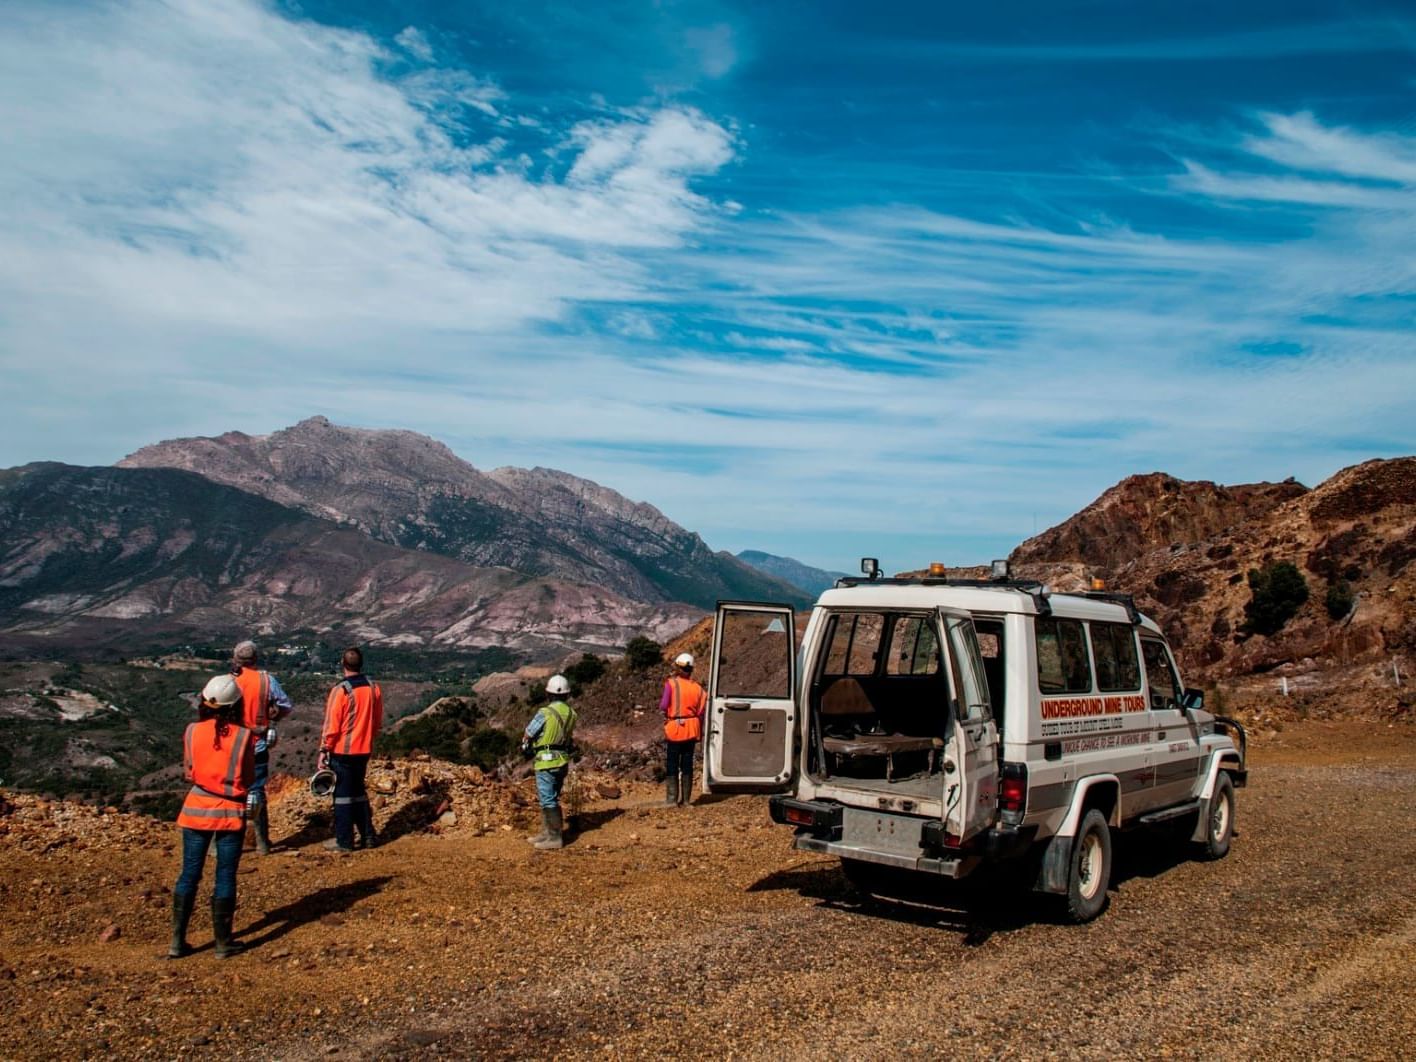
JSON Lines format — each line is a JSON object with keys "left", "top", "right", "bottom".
{"left": 1, "top": 719, "right": 1414, "bottom": 1059}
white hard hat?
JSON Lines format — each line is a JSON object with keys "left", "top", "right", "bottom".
{"left": 545, "top": 674, "right": 570, "bottom": 696}
{"left": 674, "top": 652, "right": 694, "bottom": 669}
{"left": 309, "top": 768, "right": 336, "bottom": 798}
{"left": 201, "top": 674, "right": 242, "bottom": 708}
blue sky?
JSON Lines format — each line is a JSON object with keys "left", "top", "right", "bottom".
{"left": 1, "top": 0, "right": 1413, "bottom": 572}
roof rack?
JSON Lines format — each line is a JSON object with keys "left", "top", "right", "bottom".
{"left": 1081, "top": 590, "right": 1142, "bottom": 624}
{"left": 832, "top": 576, "right": 1053, "bottom": 616}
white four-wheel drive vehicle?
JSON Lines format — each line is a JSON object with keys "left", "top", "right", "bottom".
{"left": 702, "top": 563, "right": 1247, "bottom": 922}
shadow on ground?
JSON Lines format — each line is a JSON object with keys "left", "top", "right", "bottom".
{"left": 749, "top": 828, "right": 1208, "bottom": 945}
{"left": 239, "top": 876, "right": 393, "bottom": 950}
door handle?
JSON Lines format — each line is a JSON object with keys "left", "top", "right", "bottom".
{"left": 725, "top": 701, "right": 751, "bottom": 710}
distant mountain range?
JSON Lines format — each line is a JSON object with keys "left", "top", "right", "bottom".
{"left": 0, "top": 418, "right": 809, "bottom": 655}
{"left": 735, "top": 550, "right": 848, "bottom": 598}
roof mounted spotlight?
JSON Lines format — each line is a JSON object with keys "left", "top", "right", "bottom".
{"left": 860, "top": 557, "right": 880, "bottom": 580}
{"left": 990, "top": 559, "right": 1010, "bottom": 581}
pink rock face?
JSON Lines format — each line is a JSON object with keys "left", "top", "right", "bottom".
{"left": 97, "top": 923, "right": 121, "bottom": 943}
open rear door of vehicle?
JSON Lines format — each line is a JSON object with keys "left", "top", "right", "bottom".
{"left": 937, "top": 606, "right": 1000, "bottom": 842}
{"left": 703, "top": 601, "right": 798, "bottom": 794}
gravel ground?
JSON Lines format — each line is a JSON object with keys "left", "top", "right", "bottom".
{"left": 1, "top": 719, "right": 1413, "bottom": 1060}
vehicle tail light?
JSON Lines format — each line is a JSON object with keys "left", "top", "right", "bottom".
{"left": 785, "top": 806, "right": 814, "bottom": 827}
{"left": 999, "top": 763, "right": 1028, "bottom": 823}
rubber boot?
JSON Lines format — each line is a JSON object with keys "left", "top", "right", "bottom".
{"left": 526, "top": 808, "right": 550, "bottom": 846}
{"left": 252, "top": 801, "right": 271, "bottom": 856}
{"left": 167, "top": 892, "right": 195, "bottom": 959}
{"left": 664, "top": 775, "right": 679, "bottom": 807}
{"left": 678, "top": 771, "right": 693, "bottom": 807}
{"left": 212, "top": 897, "right": 244, "bottom": 959}
{"left": 533, "top": 808, "right": 564, "bottom": 850}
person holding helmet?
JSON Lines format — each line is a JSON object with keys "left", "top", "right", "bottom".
{"left": 318, "top": 647, "right": 384, "bottom": 853}
{"left": 169, "top": 674, "right": 257, "bottom": 959}
{"left": 521, "top": 675, "right": 577, "bottom": 850}
{"left": 660, "top": 652, "right": 706, "bottom": 807}
{"left": 230, "top": 640, "right": 293, "bottom": 855}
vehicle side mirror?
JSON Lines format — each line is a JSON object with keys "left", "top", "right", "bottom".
{"left": 1180, "top": 688, "right": 1204, "bottom": 713}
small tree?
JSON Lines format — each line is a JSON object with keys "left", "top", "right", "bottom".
{"left": 1324, "top": 580, "right": 1355, "bottom": 621}
{"left": 623, "top": 635, "right": 663, "bottom": 671}
{"left": 1242, "top": 561, "right": 1309, "bottom": 636}
{"left": 565, "top": 653, "right": 607, "bottom": 690}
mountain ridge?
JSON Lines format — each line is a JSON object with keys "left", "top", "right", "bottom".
{"left": 120, "top": 417, "right": 808, "bottom": 610}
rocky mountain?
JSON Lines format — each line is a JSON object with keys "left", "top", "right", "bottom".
{"left": 120, "top": 417, "right": 808, "bottom": 610}
{"left": 1008, "top": 458, "right": 1416, "bottom": 686}
{"left": 0, "top": 463, "right": 698, "bottom": 653}
{"left": 736, "top": 550, "right": 848, "bottom": 598}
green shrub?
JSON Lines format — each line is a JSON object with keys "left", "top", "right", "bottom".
{"left": 623, "top": 636, "right": 663, "bottom": 671}
{"left": 564, "top": 653, "right": 607, "bottom": 690}
{"left": 1324, "top": 580, "right": 1355, "bottom": 620}
{"left": 1242, "top": 561, "right": 1309, "bottom": 636}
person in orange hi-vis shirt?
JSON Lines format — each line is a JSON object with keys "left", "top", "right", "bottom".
{"left": 170, "top": 674, "right": 256, "bottom": 960}
{"left": 660, "top": 652, "right": 706, "bottom": 807}
{"left": 229, "top": 639, "right": 293, "bottom": 855}
{"left": 318, "top": 646, "right": 384, "bottom": 853}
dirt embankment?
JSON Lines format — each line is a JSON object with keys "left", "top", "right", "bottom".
{"left": 1, "top": 719, "right": 1415, "bottom": 1059}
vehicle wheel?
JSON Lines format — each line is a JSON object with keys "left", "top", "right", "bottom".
{"left": 1063, "top": 809, "right": 1112, "bottom": 923}
{"left": 1198, "top": 773, "right": 1235, "bottom": 860}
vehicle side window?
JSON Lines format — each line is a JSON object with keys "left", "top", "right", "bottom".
{"left": 822, "top": 613, "right": 885, "bottom": 677}
{"left": 885, "top": 615, "right": 940, "bottom": 675}
{"left": 1035, "top": 617, "right": 1092, "bottom": 694}
{"left": 1090, "top": 622, "right": 1141, "bottom": 692}
{"left": 1141, "top": 639, "right": 1180, "bottom": 710}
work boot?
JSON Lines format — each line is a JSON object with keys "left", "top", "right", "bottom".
{"left": 532, "top": 808, "right": 564, "bottom": 850}
{"left": 663, "top": 775, "right": 679, "bottom": 807}
{"left": 253, "top": 801, "right": 271, "bottom": 856}
{"left": 211, "top": 897, "right": 244, "bottom": 959}
{"left": 322, "top": 838, "right": 355, "bottom": 853}
{"left": 526, "top": 808, "right": 551, "bottom": 846}
{"left": 678, "top": 772, "right": 693, "bottom": 807}
{"left": 167, "top": 892, "right": 195, "bottom": 959}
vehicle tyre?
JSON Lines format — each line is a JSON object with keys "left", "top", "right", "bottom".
{"left": 1198, "top": 773, "right": 1235, "bottom": 861}
{"left": 1063, "top": 809, "right": 1112, "bottom": 923}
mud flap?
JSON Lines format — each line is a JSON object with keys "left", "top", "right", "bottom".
{"left": 1036, "top": 833, "right": 1073, "bottom": 894}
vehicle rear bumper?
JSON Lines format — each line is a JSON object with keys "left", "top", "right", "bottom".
{"left": 791, "top": 835, "right": 972, "bottom": 877}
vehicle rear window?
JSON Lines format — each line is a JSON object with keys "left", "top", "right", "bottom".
{"left": 822, "top": 613, "right": 885, "bottom": 677}
{"left": 885, "top": 615, "right": 940, "bottom": 675}
{"left": 1090, "top": 622, "right": 1141, "bottom": 692}
{"left": 1035, "top": 617, "right": 1092, "bottom": 694}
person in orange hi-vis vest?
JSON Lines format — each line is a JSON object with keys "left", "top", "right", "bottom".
{"left": 660, "top": 652, "right": 706, "bottom": 807}
{"left": 318, "top": 646, "right": 384, "bottom": 853}
{"left": 230, "top": 640, "right": 293, "bottom": 856}
{"left": 170, "top": 674, "right": 256, "bottom": 960}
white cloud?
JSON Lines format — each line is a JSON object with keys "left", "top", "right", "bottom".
{"left": 0, "top": 1, "right": 1410, "bottom": 572}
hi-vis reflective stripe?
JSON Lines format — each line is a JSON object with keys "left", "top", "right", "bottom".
{"left": 333, "top": 796, "right": 369, "bottom": 805}
{"left": 221, "top": 729, "right": 248, "bottom": 798}
{"left": 339, "top": 681, "right": 358, "bottom": 755}
{"left": 182, "top": 790, "right": 244, "bottom": 819}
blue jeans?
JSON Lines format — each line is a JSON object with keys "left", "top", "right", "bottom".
{"left": 250, "top": 744, "right": 270, "bottom": 796}
{"left": 535, "top": 765, "right": 567, "bottom": 810}
{"left": 331, "top": 753, "right": 373, "bottom": 848}
{"left": 175, "top": 827, "right": 243, "bottom": 900}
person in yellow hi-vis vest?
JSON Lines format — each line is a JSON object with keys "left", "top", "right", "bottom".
{"left": 660, "top": 652, "right": 706, "bottom": 807}
{"left": 521, "top": 674, "right": 577, "bottom": 850}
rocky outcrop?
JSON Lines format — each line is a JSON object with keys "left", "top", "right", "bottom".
{"left": 1010, "top": 458, "right": 1416, "bottom": 683}
{"left": 120, "top": 417, "right": 806, "bottom": 610}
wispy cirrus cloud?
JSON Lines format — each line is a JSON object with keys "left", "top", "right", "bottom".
{"left": 0, "top": 0, "right": 1412, "bottom": 572}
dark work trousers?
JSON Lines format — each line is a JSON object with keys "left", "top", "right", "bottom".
{"left": 330, "top": 753, "right": 373, "bottom": 849}
{"left": 666, "top": 739, "right": 697, "bottom": 779}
